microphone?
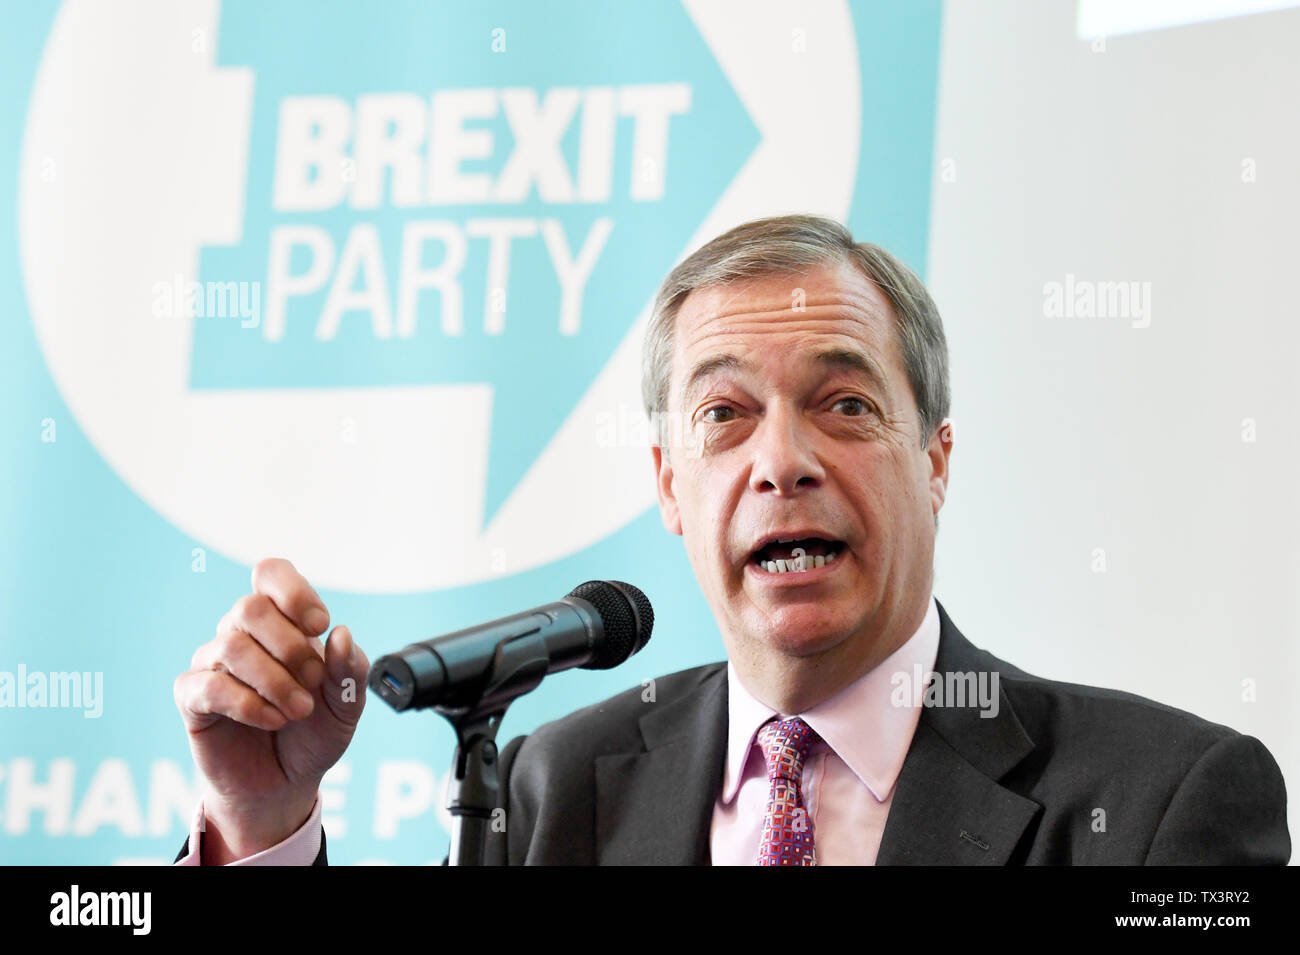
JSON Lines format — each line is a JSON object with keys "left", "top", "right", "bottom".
{"left": 368, "top": 580, "right": 654, "bottom": 713}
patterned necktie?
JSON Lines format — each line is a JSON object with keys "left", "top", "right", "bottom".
{"left": 755, "top": 716, "right": 820, "bottom": 866}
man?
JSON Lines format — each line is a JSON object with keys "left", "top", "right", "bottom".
{"left": 173, "top": 214, "right": 1290, "bottom": 865}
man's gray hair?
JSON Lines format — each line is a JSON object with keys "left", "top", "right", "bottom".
{"left": 641, "top": 213, "right": 949, "bottom": 449}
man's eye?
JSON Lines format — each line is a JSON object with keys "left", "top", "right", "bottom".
{"left": 701, "top": 406, "right": 736, "bottom": 423}
{"left": 832, "top": 397, "right": 872, "bottom": 416}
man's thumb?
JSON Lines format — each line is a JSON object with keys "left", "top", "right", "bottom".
{"left": 321, "top": 626, "right": 367, "bottom": 722}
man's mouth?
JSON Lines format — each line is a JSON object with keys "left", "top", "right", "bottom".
{"left": 749, "top": 536, "right": 845, "bottom": 574}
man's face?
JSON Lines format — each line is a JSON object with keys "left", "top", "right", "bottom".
{"left": 652, "top": 258, "right": 951, "bottom": 676}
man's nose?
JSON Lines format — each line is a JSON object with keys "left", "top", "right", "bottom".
{"left": 748, "top": 406, "right": 825, "bottom": 495}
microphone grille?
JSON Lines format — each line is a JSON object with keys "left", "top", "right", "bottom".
{"left": 568, "top": 580, "right": 654, "bottom": 669}
{"left": 618, "top": 581, "right": 654, "bottom": 654}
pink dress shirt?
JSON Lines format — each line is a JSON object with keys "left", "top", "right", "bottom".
{"left": 710, "top": 594, "right": 940, "bottom": 864}
{"left": 176, "top": 595, "right": 940, "bottom": 865}
{"left": 174, "top": 795, "right": 322, "bottom": 866}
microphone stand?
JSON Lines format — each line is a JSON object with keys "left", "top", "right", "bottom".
{"left": 437, "top": 631, "right": 552, "bottom": 866}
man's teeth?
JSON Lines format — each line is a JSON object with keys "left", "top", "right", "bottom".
{"left": 760, "top": 546, "right": 838, "bottom": 574}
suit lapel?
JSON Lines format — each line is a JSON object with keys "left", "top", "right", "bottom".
{"left": 594, "top": 664, "right": 728, "bottom": 864}
{"left": 591, "top": 602, "right": 1042, "bottom": 865}
{"left": 876, "top": 600, "right": 1041, "bottom": 864}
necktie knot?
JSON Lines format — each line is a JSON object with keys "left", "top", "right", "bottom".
{"left": 756, "top": 716, "right": 819, "bottom": 783}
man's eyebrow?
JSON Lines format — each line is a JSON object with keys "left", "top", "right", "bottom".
{"left": 679, "top": 347, "right": 890, "bottom": 404}
{"left": 813, "top": 347, "right": 889, "bottom": 393}
{"left": 681, "top": 353, "right": 752, "bottom": 402}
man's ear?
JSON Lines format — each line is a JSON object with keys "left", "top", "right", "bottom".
{"left": 926, "top": 418, "right": 953, "bottom": 517}
{"left": 651, "top": 444, "right": 683, "bottom": 536}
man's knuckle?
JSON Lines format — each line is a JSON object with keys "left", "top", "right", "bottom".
{"left": 188, "top": 671, "right": 217, "bottom": 713}
{"left": 275, "top": 681, "right": 303, "bottom": 710}
{"left": 253, "top": 555, "right": 280, "bottom": 578}
{"left": 214, "top": 607, "right": 234, "bottom": 639}
{"left": 236, "top": 592, "right": 274, "bottom": 626}
{"left": 232, "top": 692, "right": 263, "bottom": 724}
{"left": 220, "top": 628, "right": 257, "bottom": 664}
{"left": 231, "top": 594, "right": 255, "bottom": 619}
{"left": 252, "top": 556, "right": 293, "bottom": 589}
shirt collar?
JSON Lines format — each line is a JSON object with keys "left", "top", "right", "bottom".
{"left": 721, "top": 594, "right": 941, "bottom": 804}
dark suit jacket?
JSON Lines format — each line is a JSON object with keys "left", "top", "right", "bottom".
{"left": 179, "top": 599, "right": 1290, "bottom": 865}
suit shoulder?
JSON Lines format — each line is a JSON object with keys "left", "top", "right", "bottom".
{"left": 981, "top": 646, "right": 1261, "bottom": 772}
{"left": 975, "top": 645, "right": 1288, "bottom": 862}
{"left": 520, "top": 661, "right": 726, "bottom": 758}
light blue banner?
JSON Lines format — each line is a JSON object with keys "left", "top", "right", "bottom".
{"left": 0, "top": 0, "right": 941, "bottom": 864}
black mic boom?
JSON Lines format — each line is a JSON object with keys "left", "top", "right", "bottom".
{"left": 367, "top": 580, "right": 654, "bottom": 713}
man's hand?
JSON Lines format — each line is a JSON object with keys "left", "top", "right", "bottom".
{"left": 173, "top": 558, "right": 369, "bottom": 864}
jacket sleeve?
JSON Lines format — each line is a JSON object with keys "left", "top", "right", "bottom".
{"left": 1143, "top": 733, "right": 1290, "bottom": 864}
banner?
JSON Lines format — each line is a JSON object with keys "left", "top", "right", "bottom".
{"left": 0, "top": 0, "right": 941, "bottom": 863}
